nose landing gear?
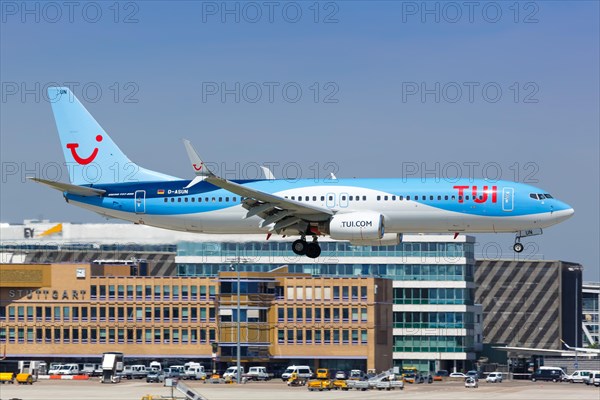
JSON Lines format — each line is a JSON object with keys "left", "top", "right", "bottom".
{"left": 513, "top": 228, "right": 543, "bottom": 253}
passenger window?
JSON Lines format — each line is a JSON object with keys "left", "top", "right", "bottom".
{"left": 191, "top": 198, "right": 195, "bottom": 202}
{"left": 313, "top": 196, "right": 317, "bottom": 201}
{"left": 205, "top": 197, "right": 209, "bottom": 202}
{"left": 329, "top": 196, "right": 333, "bottom": 201}
{"left": 452, "top": 195, "right": 456, "bottom": 200}
{"left": 437, "top": 196, "right": 441, "bottom": 200}
{"left": 185, "top": 198, "right": 188, "bottom": 202}
{"left": 362, "top": 196, "right": 366, "bottom": 201}
{"left": 226, "top": 197, "right": 229, "bottom": 202}
{"left": 538, "top": 194, "right": 546, "bottom": 199}
{"left": 458, "top": 196, "right": 462, "bottom": 201}
{"left": 321, "top": 196, "right": 325, "bottom": 201}
{"left": 465, "top": 196, "right": 469, "bottom": 200}
{"left": 406, "top": 196, "right": 410, "bottom": 200}
{"left": 291, "top": 196, "right": 295, "bottom": 200}
{"left": 198, "top": 198, "right": 202, "bottom": 202}
{"left": 391, "top": 196, "right": 396, "bottom": 200}
{"left": 384, "top": 196, "right": 388, "bottom": 201}
{"left": 349, "top": 196, "right": 353, "bottom": 201}
{"left": 219, "top": 197, "right": 222, "bottom": 202}
{"left": 305, "top": 196, "right": 309, "bottom": 201}
{"left": 444, "top": 195, "right": 448, "bottom": 200}
{"left": 429, "top": 195, "right": 433, "bottom": 200}
{"left": 164, "top": 198, "right": 168, "bottom": 202}
{"left": 233, "top": 197, "right": 237, "bottom": 202}
{"left": 212, "top": 197, "right": 216, "bottom": 202}
{"left": 341, "top": 196, "right": 346, "bottom": 201}
{"left": 377, "top": 196, "right": 381, "bottom": 201}
{"left": 178, "top": 198, "right": 181, "bottom": 202}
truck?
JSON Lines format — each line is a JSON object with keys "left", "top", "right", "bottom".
{"left": 184, "top": 363, "right": 206, "bottom": 380}
{"left": 375, "top": 375, "right": 405, "bottom": 391}
{"left": 100, "top": 352, "right": 124, "bottom": 384}
{"left": 121, "top": 365, "right": 148, "bottom": 379}
{"left": 243, "top": 366, "right": 271, "bottom": 381}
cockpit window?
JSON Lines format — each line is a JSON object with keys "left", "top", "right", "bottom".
{"left": 538, "top": 194, "right": 546, "bottom": 199}
{"left": 529, "top": 193, "right": 538, "bottom": 200}
{"left": 544, "top": 194, "right": 553, "bottom": 198}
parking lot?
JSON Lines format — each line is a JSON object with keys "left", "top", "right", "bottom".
{"left": 0, "top": 379, "right": 598, "bottom": 400}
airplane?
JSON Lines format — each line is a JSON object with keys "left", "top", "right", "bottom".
{"left": 31, "top": 87, "right": 575, "bottom": 258}
{"left": 561, "top": 339, "right": 600, "bottom": 354}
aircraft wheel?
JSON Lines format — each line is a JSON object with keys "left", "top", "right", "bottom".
{"left": 513, "top": 242, "right": 524, "bottom": 253}
{"left": 305, "top": 242, "right": 321, "bottom": 259}
{"left": 292, "top": 239, "right": 307, "bottom": 255}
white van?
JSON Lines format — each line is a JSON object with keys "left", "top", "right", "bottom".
{"left": 281, "top": 365, "right": 313, "bottom": 381}
{"left": 223, "top": 366, "right": 244, "bottom": 379}
{"left": 184, "top": 365, "right": 206, "bottom": 380}
{"left": 48, "top": 363, "right": 63, "bottom": 374}
{"left": 486, "top": 372, "right": 503, "bottom": 383}
{"left": 57, "top": 364, "right": 80, "bottom": 375}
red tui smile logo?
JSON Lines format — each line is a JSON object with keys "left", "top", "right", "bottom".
{"left": 66, "top": 135, "right": 103, "bottom": 165}
{"left": 193, "top": 163, "right": 203, "bottom": 171}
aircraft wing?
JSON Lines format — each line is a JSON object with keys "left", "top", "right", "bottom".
{"left": 29, "top": 177, "right": 106, "bottom": 197}
{"left": 183, "top": 140, "right": 333, "bottom": 232}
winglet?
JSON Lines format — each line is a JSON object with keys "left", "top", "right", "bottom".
{"left": 183, "top": 139, "right": 215, "bottom": 178}
{"left": 261, "top": 166, "right": 276, "bottom": 180}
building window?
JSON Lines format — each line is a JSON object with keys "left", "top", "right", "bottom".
{"left": 361, "top": 330, "right": 367, "bottom": 344}
{"left": 278, "top": 330, "right": 285, "bottom": 344}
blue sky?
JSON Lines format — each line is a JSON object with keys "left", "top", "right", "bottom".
{"left": 1, "top": 1, "right": 598, "bottom": 279}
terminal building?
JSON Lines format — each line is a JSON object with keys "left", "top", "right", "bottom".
{"left": 583, "top": 282, "right": 599, "bottom": 347}
{"left": 2, "top": 219, "right": 483, "bottom": 372}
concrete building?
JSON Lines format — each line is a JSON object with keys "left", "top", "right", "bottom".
{"left": 582, "top": 282, "right": 599, "bottom": 347}
{"left": 475, "top": 259, "right": 583, "bottom": 352}
{"left": 0, "top": 262, "right": 392, "bottom": 372}
{"left": 1, "top": 220, "right": 482, "bottom": 372}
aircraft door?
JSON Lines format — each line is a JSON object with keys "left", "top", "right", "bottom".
{"left": 326, "top": 192, "right": 336, "bottom": 208}
{"left": 502, "top": 187, "right": 514, "bottom": 212}
{"left": 134, "top": 190, "right": 146, "bottom": 214}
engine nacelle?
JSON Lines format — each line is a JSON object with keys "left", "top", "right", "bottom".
{"left": 350, "top": 233, "right": 402, "bottom": 247}
{"left": 328, "top": 212, "right": 384, "bottom": 241}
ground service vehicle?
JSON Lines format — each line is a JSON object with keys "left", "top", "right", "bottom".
{"left": 591, "top": 371, "right": 600, "bottom": 387}
{"left": 184, "top": 365, "right": 206, "bottom": 380}
{"left": 146, "top": 370, "right": 165, "bottom": 383}
{"left": 122, "top": 365, "right": 148, "bottom": 379}
{"left": 308, "top": 368, "right": 333, "bottom": 391}
{"left": 244, "top": 366, "right": 270, "bottom": 381}
{"left": 222, "top": 366, "right": 244, "bottom": 380}
{"left": 465, "top": 377, "right": 479, "bottom": 388}
{"left": 48, "top": 364, "right": 63, "bottom": 374}
{"left": 281, "top": 366, "right": 313, "bottom": 382}
{"left": 100, "top": 352, "right": 124, "bottom": 384}
{"left": 565, "top": 370, "right": 592, "bottom": 383}
{"left": 57, "top": 364, "right": 80, "bottom": 375}
{"left": 0, "top": 372, "right": 15, "bottom": 384}
{"left": 531, "top": 367, "right": 566, "bottom": 382}
{"left": 349, "top": 370, "right": 366, "bottom": 380}
{"left": 486, "top": 372, "right": 503, "bottom": 383}
{"left": 375, "top": 376, "right": 404, "bottom": 391}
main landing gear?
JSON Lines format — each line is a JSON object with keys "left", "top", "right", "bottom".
{"left": 513, "top": 228, "right": 543, "bottom": 253}
{"left": 292, "top": 236, "right": 321, "bottom": 259}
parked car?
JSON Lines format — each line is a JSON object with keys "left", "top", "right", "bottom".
{"left": 466, "top": 370, "right": 482, "bottom": 379}
{"left": 530, "top": 367, "right": 565, "bottom": 382}
{"left": 585, "top": 370, "right": 599, "bottom": 385}
{"left": 449, "top": 372, "right": 468, "bottom": 379}
{"left": 565, "top": 370, "right": 592, "bottom": 383}
{"left": 486, "top": 372, "right": 503, "bottom": 383}
{"left": 590, "top": 371, "right": 600, "bottom": 387}
{"left": 349, "top": 370, "right": 366, "bottom": 380}
{"left": 146, "top": 370, "right": 165, "bottom": 383}
{"left": 434, "top": 370, "right": 449, "bottom": 381}
{"left": 334, "top": 370, "right": 347, "bottom": 380}
{"left": 465, "top": 377, "right": 479, "bottom": 388}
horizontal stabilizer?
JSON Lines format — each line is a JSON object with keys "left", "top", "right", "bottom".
{"left": 29, "top": 177, "right": 106, "bottom": 197}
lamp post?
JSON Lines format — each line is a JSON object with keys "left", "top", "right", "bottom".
{"left": 230, "top": 262, "right": 241, "bottom": 384}
{"left": 568, "top": 266, "right": 583, "bottom": 369}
